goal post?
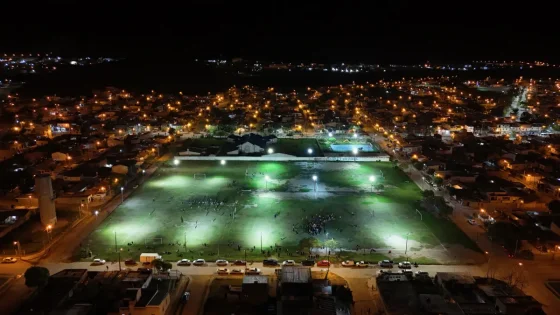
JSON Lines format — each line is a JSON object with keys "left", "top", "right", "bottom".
{"left": 194, "top": 173, "right": 207, "bottom": 180}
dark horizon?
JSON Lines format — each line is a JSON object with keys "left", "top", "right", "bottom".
{"left": 2, "top": 1, "right": 558, "bottom": 64}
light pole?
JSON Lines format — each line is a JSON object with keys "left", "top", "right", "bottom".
{"left": 369, "top": 175, "right": 376, "bottom": 192}
{"left": 405, "top": 232, "right": 412, "bottom": 260}
{"left": 260, "top": 232, "right": 263, "bottom": 252}
{"left": 120, "top": 187, "right": 124, "bottom": 203}
{"left": 265, "top": 175, "right": 270, "bottom": 190}
{"left": 114, "top": 231, "right": 121, "bottom": 271}
{"left": 485, "top": 251, "right": 491, "bottom": 278}
{"left": 312, "top": 175, "right": 318, "bottom": 192}
{"left": 13, "top": 241, "right": 21, "bottom": 257}
{"left": 46, "top": 225, "right": 52, "bottom": 243}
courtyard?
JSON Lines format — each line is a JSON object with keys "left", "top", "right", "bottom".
{"left": 79, "top": 161, "right": 481, "bottom": 264}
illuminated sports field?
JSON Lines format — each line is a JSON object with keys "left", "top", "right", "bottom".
{"left": 81, "top": 161, "right": 480, "bottom": 264}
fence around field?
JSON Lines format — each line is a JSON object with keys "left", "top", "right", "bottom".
{"left": 174, "top": 154, "right": 390, "bottom": 162}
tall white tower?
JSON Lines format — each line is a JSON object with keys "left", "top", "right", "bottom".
{"left": 35, "top": 175, "right": 57, "bottom": 226}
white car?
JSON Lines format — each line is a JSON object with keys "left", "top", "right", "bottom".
{"left": 356, "top": 261, "right": 369, "bottom": 268}
{"left": 398, "top": 261, "right": 412, "bottom": 269}
{"left": 230, "top": 269, "right": 244, "bottom": 275}
{"left": 341, "top": 260, "right": 355, "bottom": 267}
{"left": 467, "top": 219, "right": 476, "bottom": 225}
{"left": 245, "top": 267, "right": 261, "bottom": 275}
{"left": 2, "top": 257, "right": 17, "bottom": 263}
{"left": 177, "top": 259, "right": 191, "bottom": 266}
{"left": 378, "top": 260, "right": 393, "bottom": 268}
{"left": 92, "top": 258, "right": 106, "bottom": 265}
{"left": 193, "top": 259, "right": 206, "bottom": 266}
{"left": 217, "top": 268, "right": 229, "bottom": 275}
{"left": 215, "top": 259, "right": 229, "bottom": 266}
{"left": 282, "top": 260, "right": 296, "bottom": 266}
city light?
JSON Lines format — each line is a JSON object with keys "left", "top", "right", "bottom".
{"left": 307, "top": 148, "right": 313, "bottom": 154}
{"left": 267, "top": 148, "right": 274, "bottom": 154}
{"left": 174, "top": 159, "right": 180, "bottom": 165}
{"left": 221, "top": 160, "right": 226, "bottom": 165}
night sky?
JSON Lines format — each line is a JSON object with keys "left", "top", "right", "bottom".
{"left": 2, "top": 1, "right": 557, "bottom": 63}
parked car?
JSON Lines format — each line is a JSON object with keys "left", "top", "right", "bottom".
{"left": 193, "top": 259, "right": 206, "bottom": 266}
{"left": 415, "top": 271, "right": 429, "bottom": 277}
{"left": 467, "top": 219, "right": 476, "bottom": 225}
{"left": 301, "top": 260, "right": 315, "bottom": 266}
{"left": 230, "top": 269, "right": 244, "bottom": 275}
{"left": 401, "top": 270, "right": 413, "bottom": 276}
{"left": 341, "top": 260, "right": 355, "bottom": 267}
{"left": 217, "top": 268, "right": 229, "bottom": 275}
{"left": 181, "top": 292, "right": 190, "bottom": 303}
{"left": 282, "top": 260, "right": 296, "bottom": 266}
{"left": 398, "top": 261, "right": 412, "bottom": 269}
{"left": 2, "top": 257, "right": 17, "bottom": 263}
{"left": 124, "top": 259, "right": 136, "bottom": 265}
{"left": 378, "top": 260, "right": 393, "bottom": 268}
{"left": 317, "top": 260, "right": 330, "bottom": 267}
{"left": 215, "top": 259, "right": 229, "bottom": 266}
{"left": 177, "top": 259, "right": 191, "bottom": 266}
{"left": 92, "top": 258, "right": 106, "bottom": 265}
{"left": 356, "top": 261, "right": 369, "bottom": 268}
{"left": 232, "top": 260, "right": 247, "bottom": 266}
{"left": 245, "top": 267, "right": 261, "bottom": 275}
{"left": 263, "top": 259, "right": 278, "bottom": 266}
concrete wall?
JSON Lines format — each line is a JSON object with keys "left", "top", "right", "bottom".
{"left": 174, "top": 154, "right": 390, "bottom": 162}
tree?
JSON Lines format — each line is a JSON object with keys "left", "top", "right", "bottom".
{"left": 433, "top": 177, "right": 444, "bottom": 186}
{"left": 168, "top": 128, "right": 176, "bottom": 135}
{"left": 374, "top": 184, "right": 384, "bottom": 191}
{"left": 24, "top": 266, "right": 50, "bottom": 288}
{"left": 152, "top": 259, "right": 172, "bottom": 272}
{"left": 548, "top": 200, "right": 560, "bottom": 214}
{"left": 324, "top": 239, "right": 339, "bottom": 254}
{"left": 299, "top": 237, "right": 320, "bottom": 255}
{"left": 422, "top": 190, "right": 435, "bottom": 199}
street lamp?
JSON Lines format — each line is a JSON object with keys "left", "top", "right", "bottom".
{"left": 405, "top": 232, "right": 413, "bottom": 260}
{"left": 328, "top": 132, "right": 333, "bottom": 137}
{"left": 13, "top": 241, "right": 21, "bottom": 257}
{"left": 220, "top": 160, "right": 226, "bottom": 165}
{"left": 369, "top": 175, "right": 376, "bottom": 192}
{"left": 94, "top": 210, "right": 99, "bottom": 217}
{"left": 312, "top": 175, "right": 318, "bottom": 192}
{"left": 267, "top": 148, "right": 274, "bottom": 154}
{"left": 352, "top": 148, "right": 358, "bottom": 155}
{"left": 173, "top": 159, "right": 180, "bottom": 166}
{"left": 265, "top": 175, "right": 270, "bottom": 190}
{"left": 120, "top": 187, "right": 124, "bottom": 203}
{"left": 307, "top": 148, "right": 313, "bottom": 154}
{"left": 142, "top": 169, "right": 146, "bottom": 175}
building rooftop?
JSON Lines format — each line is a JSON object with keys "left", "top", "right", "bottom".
{"left": 281, "top": 266, "right": 311, "bottom": 283}
{"left": 243, "top": 275, "right": 268, "bottom": 284}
